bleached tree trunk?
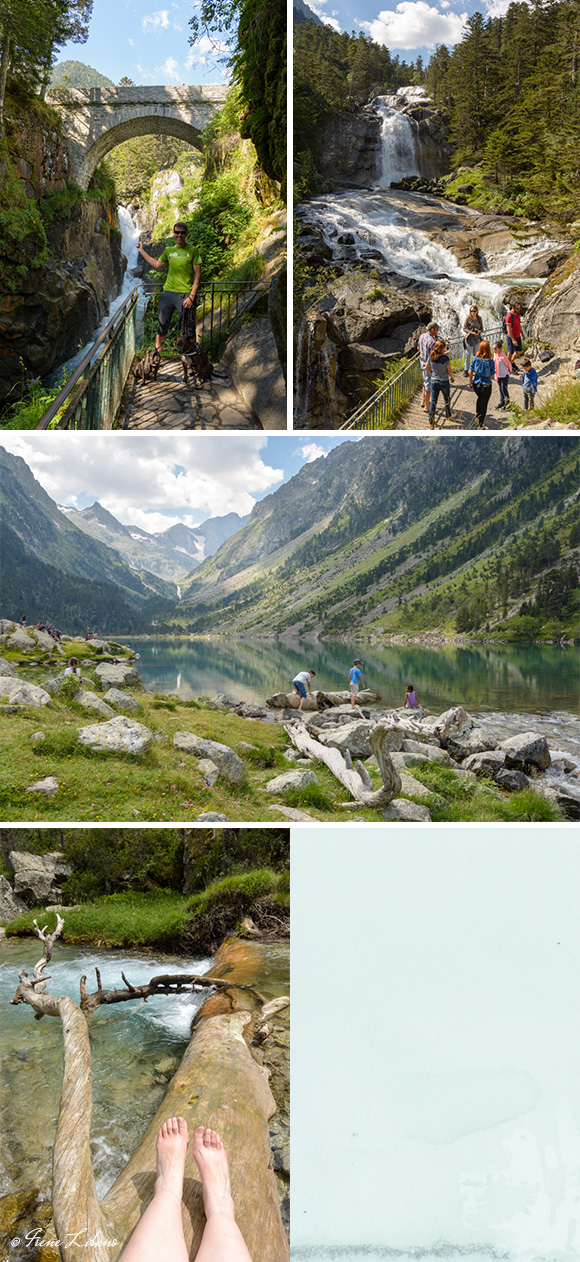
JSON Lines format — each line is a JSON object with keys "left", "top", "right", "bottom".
{"left": 285, "top": 720, "right": 402, "bottom": 806}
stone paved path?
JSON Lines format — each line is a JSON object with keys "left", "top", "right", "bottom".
{"left": 121, "top": 358, "right": 261, "bottom": 430}
{"left": 396, "top": 356, "right": 571, "bottom": 430}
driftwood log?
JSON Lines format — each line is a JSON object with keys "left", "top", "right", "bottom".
{"left": 285, "top": 720, "right": 401, "bottom": 807}
{"left": 12, "top": 922, "right": 289, "bottom": 1262}
{"left": 266, "top": 688, "right": 381, "bottom": 711}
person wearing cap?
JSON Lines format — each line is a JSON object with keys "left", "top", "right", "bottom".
{"left": 136, "top": 222, "right": 202, "bottom": 353}
{"left": 292, "top": 669, "right": 316, "bottom": 711}
{"left": 348, "top": 659, "right": 366, "bottom": 708}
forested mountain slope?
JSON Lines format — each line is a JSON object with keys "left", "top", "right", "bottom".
{"left": 176, "top": 438, "right": 579, "bottom": 640}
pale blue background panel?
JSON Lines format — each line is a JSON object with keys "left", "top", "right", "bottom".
{"left": 291, "top": 825, "right": 580, "bottom": 1262}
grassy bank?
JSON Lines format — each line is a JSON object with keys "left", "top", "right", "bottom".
{"left": 3, "top": 870, "right": 289, "bottom": 949}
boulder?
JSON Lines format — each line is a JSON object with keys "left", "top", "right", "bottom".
{"left": 196, "top": 812, "right": 230, "bottom": 821}
{"left": 317, "top": 720, "right": 374, "bottom": 758}
{"left": 75, "top": 689, "right": 115, "bottom": 718}
{"left": 498, "top": 732, "right": 551, "bottom": 772}
{"left": 198, "top": 758, "right": 219, "bottom": 787}
{"left": 0, "top": 875, "right": 27, "bottom": 921}
{"left": 401, "top": 740, "right": 451, "bottom": 765}
{"left": 25, "top": 776, "right": 59, "bottom": 797}
{"left": 103, "top": 688, "right": 141, "bottom": 714}
{"left": 528, "top": 255, "right": 580, "bottom": 348}
{"left": 5, "top": 627, "right": 35, "bottom": 650}
{"left": 535, "top": 779, "right": 580, "bottom": 820}
{"left": 209, "top": 693, "right": 240, "bottom": 710}
{"left": 383, "top": 799, "right": 432, "bottom": 822}
{"left": 463, "top": 750, "right": 507, "bottom": 775}
{"left": 447, "top": 729, "right": 497, "bottom": 760}
{"left": 494, "top": 767, "right": 530, "bottom": 792}
{"left": 222, "top": 317, "right": 286, "bottom": 429}
{"left": 0, "top": 659, "right": 19, "bottom": 677}
{"left": 266, "top": 692, "right": 318, "bottom": 711}
{"left": 265, "top": 771, "right": 318, "bottom": 795}
{"left": 9, "top": 850, "right": 72, "bottom": 904}
{"left": 425, "top": 706, "right": 474, "bottom": 741}
{"left": 77, "top": 716, "right": 153, "bottom": 754}
{"left": 0, "top": 679, "right": 51, "bottom": 707}
{"left": 391, "top": 751, "right": 430, "bottom": 770}
{"left": 173, "top": 732, "right": 247, "bottom": 784}
{"left": 235, "top": 702, "right": 269, "bottom": 719}
{"left": 398, "top": 771, "right": 435, "bottom": 800}
{"left": 94, "top": 662, "right": 142, "bottom": 688}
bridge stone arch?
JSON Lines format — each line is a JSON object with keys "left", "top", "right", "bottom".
{"left": 48, "top": 85, "right": 229, "bottom": 191}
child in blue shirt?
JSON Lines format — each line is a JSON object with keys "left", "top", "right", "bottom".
{"left": 520, "top": 360, "right": 538, "bottom": 411}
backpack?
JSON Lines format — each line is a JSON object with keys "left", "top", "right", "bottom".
{"left": 502, "top": 313, "right": 509, "bottom": 336}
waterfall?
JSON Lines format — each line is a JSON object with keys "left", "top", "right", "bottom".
{"left": 375, "top": 94, "right": 421, "bottom": 187}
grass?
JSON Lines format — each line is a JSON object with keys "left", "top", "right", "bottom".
{"left": 408, "top": 763, "right": 562, "bottom": 823}
{"left": 4, "top": 890, "right": 190, "bottom": 946}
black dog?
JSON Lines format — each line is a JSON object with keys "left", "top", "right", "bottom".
{"left": 175, "top": 335, "right": 213, "bottom": 385}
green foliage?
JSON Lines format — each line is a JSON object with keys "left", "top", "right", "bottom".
{"left": 38, "top": 180, "right": 84, "bottom": 224}
{"left": 184, "top": 867, "right": 289, "bottom": 950}
{"left": 103, "top": 136, "right": 198, "bottom": 206}
{"left": 0, "top": 140, "right": 48, "bottom": 291}
{"left": 281, "top": 782, "right": 335, "bottom": 811}
{"left": 5, "top": 891, "right": 189, "bottom": 947}
{"left": 294, "top": 25, "right": 399, "bottom": 157}
{"left": 1, "top": 367, "right": 72, "bottom": 429}
{"left": 183, "top": 827, "right": 289, "bottom": 893}
{"left": 295, "top": 149, "right": 320, "bottom": 196}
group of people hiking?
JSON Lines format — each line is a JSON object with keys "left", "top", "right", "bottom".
{"left": 419, "top": 301, "right": 538, "bottom": 426}
{"left": 291, "top": 665, "right": 421, "bottom": 712}
{"left": 20, "top": 616, "right": 62, "bottom": 641}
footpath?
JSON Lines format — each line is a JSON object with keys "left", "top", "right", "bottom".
{"left": 120, "top": 359, "right": 261, "bottom": 430}
{"left": 396, "top": 354, "right": 577, "bottom": 429}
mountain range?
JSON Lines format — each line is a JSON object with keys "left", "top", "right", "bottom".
{"left": 1, "top": 439, "right": 578, "bottom": 639}
{"left": 60, "top": 502, "right": 249, "bottom": 583}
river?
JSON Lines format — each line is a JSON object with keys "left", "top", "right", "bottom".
{"left": 0, "top": 937, "right": 288, "bottom": 1251}
{"left": 125, "top": 635, "right": 580, "bottom": 719}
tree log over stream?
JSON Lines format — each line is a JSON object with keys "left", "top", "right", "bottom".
{"left": 286, "top": 720, "right": 401, "bottom": 806}
{"left": 12, "top": 923, "right": 289, "bottom": 1262}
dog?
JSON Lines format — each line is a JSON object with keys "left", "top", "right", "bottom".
{"left": 134, "top": 348, "right": 160, "bottom": 384}
{"left": 175, "top": 335, "right": 213, "bottom": 386}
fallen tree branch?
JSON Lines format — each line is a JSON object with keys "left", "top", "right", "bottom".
{"left": 79, "top": 971, "right": 260, "bottom": 1015}
{"left": 285, "top": 720, "right": 401, "bottom": 807}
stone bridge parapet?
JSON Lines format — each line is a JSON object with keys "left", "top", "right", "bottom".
{"left": 48, "top": 84, "right": 229, "bottom": 190}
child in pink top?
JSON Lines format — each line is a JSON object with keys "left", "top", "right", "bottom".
{"left": 493, "top": 341, "right": 513, "bottom": 410}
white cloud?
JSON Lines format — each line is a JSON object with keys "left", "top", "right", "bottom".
{"left": 295, "top": 442, "right": 326, "bottom": 464}
{"left": 483, "top": 0, "right": 512, "bottom": 16}
{"left": 1, "top": 435, "right": 284, "bottom": 525}
{"left": 157, "top": 56, "right": 181, "bottom": 81}
{"left": 185, "top": 34, "right": 231, "bottom": 68}
{"left": 142, "top": 8, "right": 182, "bottom": 31}
{"left": 363, "top": 2, "right": 468, "bottom": 49}
{"left": 307, "top": 0, "right": 342, "bottom": 31}
{"left": 128, "top": 37, "right": 135, "bottom": 45}
{"left": 136, "top": 63, "right": 156, "bottom": 80}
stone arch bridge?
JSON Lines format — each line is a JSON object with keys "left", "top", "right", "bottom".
{"left": 48, "top": 85, "right": 229, "bottom": 190}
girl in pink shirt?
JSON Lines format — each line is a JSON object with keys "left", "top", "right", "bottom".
{"left": 493, "top": 341, "right": 513, "bottom": 410}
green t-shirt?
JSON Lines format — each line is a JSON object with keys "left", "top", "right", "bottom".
{"left": 160, "top": 246, "right": 202, "bottom": 294}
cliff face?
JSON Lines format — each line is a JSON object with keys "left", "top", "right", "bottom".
{"left": 317, "top": 107, "right": 381, "bottom": 185}
{"left": 0, "top": 109, "right": 126, "bottom": 406}
{"left": 528, "top": 255, "right": 580, "bottom": 348}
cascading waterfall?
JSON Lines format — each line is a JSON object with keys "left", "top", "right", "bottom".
{"left": 375, "top": 93, "right": 421, "bottom": 187}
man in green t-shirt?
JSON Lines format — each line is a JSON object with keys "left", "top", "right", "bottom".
{"left": 137, "top": 221, "right": 202, "bottom": 352}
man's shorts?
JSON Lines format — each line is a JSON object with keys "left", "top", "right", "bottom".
{"left": 349, "top": 682, "right": 359, "bottom": 695}
{"left": 422, "top": 367, "right": 432, "bottom": 389}
{"left": 507, "top": 335, "right": 522, "bottom": 355}
{"left": 292, "top": 679, "right": 307, "bottom": 698}
{"left": 157, "top": 291, "right": 194, "bottom": 337}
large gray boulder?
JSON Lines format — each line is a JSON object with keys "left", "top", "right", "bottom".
{"left": 463, "top": 750, "right": 507, "bottom": 776}
{"left": 0, "top": 679, "right": 51, "bottom": 707}
{"left": 317, "top": 720, "right": 374, "bottom": 759}
{"left": 9, "top": 850, "right": 73, "bottom": 905}
{"left": 447, "top": 729, "right": 497, "bottom": 760}
{"left": 222, "top": 317, "right": 286, "bottom": 430}
{"left": 400, "top": 740, "right": 452, "bottom": 766}
{"left": 95, "top": 662, "right": 141, "bottom": 689}
{"left": 235, "top": 702, "right": 269, "bottom": 719}
{"left": 498, "top": 732, "right": 551, "bottom": 772}
{"left": 0, "top": 875, "right": 27, "bottom": 921}
{"left": 5, "top": 626, "right": 35, "bottom": 650}
{"left": 0, "top": 659, "right": 19, "bottom": 677}
{"left": 535, "top": 779, "right": 580, "bottom": 820}
{"left": 75, "top": 689, "right": 115, "bottom": 718}
{"left": 529, "top": 255, "right": 580, "bottom": 348}
{"left": 383, "top": 799, "right": 432, "bottom": 822}
{"left": 103, "top": 688, "right": 141, "bottom": 713}
{"left": 77, "top": 716, "right": 153, "bottom": 753}
{"left": 173, "top": 732, "right": 247, "bottom": 784}
{"left": 494, "top": 767, "right": 530, "bottom": 792}
{"left": 265, "top": 770, "right": 318, "bottom": 795}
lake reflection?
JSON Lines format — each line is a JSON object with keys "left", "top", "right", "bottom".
{"left": 122, "top": 637, "right": 580, "bottom": 715}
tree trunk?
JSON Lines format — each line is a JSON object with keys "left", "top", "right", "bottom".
{"left": 0, "top": 31, "right": 12, "bottom": 141}
{"left": 286, "top": 720, "right": 402, "bottom": 807}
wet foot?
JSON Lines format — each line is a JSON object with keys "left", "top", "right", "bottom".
{"left": 192, "top": 1126, "right": 235, "bottom": 1221}
{"left": 156, "top": 1117, "right": 189, "bottom": 1200}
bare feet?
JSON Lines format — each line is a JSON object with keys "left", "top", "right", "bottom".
{"left": 156, "top": 1117, "right": 189, "bottom": 1200}
{"left": 192, "top": 1126, "right": 235, "bottom": 1221}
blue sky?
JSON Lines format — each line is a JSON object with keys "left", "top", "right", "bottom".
{"left": 0, "top": 435, "right": 362, "bottom": 534}
{"left": 55, "top": 0, "right": 232, "bottom": 86}
{"left": 306, "top": 0, "right": 513, "bottom": 63}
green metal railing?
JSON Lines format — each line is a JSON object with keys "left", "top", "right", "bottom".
{"left": 340, "top": 323, "right": 521, "bottom": 430}
{"left": 35, "top": 287, "right": 139, "bottom": 430}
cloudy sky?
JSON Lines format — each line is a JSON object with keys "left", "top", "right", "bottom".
{"left": 1, "top": 434, "right": 359, "bottom": 535}
{"left": 308, "top": 0, "right": 513, "bottom": 59}
{"left": 56, "top": 0, "right": 231, "bottom": 86}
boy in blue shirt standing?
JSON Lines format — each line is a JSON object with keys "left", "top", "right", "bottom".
{"left": 349, "top": 659, "right": 365, "bottom": 708}
{"left": 520, "top": 360, "right": 538, "bottom": 411}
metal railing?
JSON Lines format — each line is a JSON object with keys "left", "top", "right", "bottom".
{"left": 142, "top": 280, "right": 271, "bottom": 357}
{"left": 35, "top": 287, "right": 139, "bottom": 431}
{"left": 340, "top": 323, "right": 519, "bottom": 430}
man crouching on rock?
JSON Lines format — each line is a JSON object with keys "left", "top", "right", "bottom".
{"left": 137, "top": 222, "right": 201, "bottom": 352}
